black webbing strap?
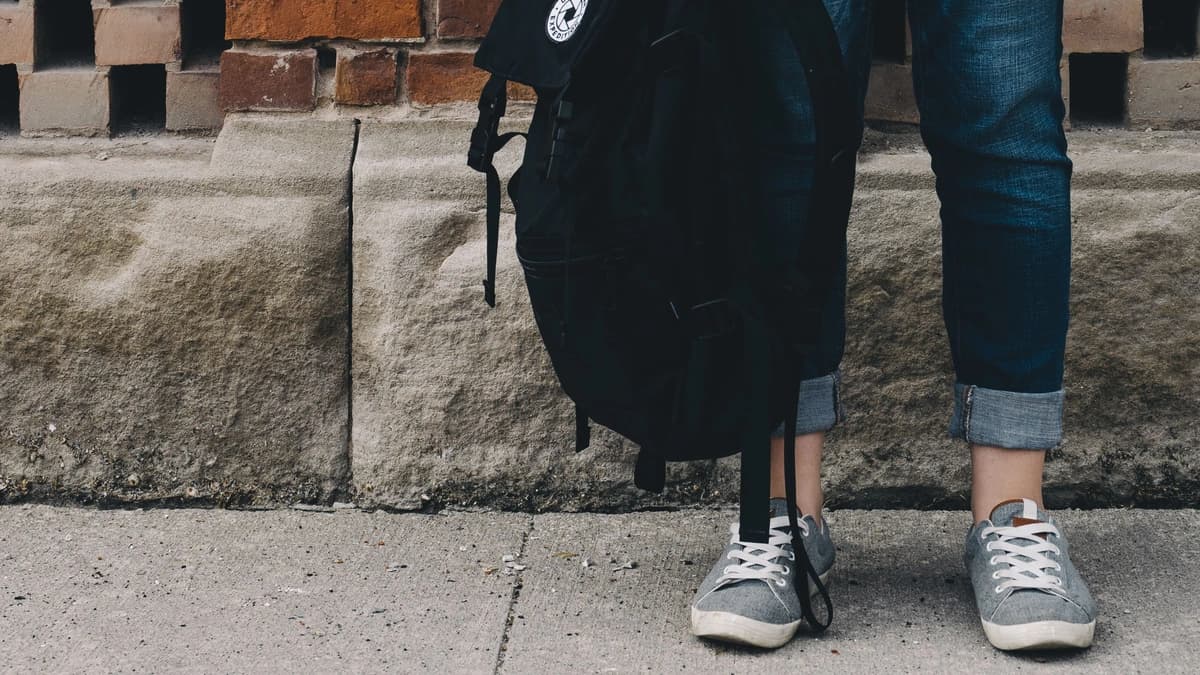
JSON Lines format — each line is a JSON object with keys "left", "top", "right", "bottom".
{"left": 768, "top": 0, "right": 852, "bottom": 633}
{"left": 738, "top": 317, "right": 772, "bottom": 545}
{"left": 575, "top": 403, "right": 591, "bottom": 452}
{"left": 468, "top": 75, "right": 525, "bottom": 307}
{"left": 635, "top": 447, "right": 666, "bottom": 492}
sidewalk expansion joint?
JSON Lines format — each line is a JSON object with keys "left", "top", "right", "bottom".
{"left": 493, "top": 514, "right": 534, "bottom": 674}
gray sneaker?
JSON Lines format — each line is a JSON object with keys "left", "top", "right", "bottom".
{"left": 965, "top": 498, "right": 1097, "bottom": 650}
{"left": 690, "top": 499, "right": 834, "bottom": 648}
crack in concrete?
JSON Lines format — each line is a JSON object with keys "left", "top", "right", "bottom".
{"left": 493, "top": 514, "right": 534, "bottom": 674}
{"left": 341, "top": 118, "right": 361, "bottom": 503}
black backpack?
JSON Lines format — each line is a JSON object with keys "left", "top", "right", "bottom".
{"left": 468, "top": 0, "right": 859, "bottom": 630}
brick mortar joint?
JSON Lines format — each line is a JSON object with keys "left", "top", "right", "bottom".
{"left": 229, "top": 39, "right": 424, "bottom": 52}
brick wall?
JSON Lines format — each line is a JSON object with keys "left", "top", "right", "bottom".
{"left": 216, "top": 0, "right": 1199, "bottom": 128}
{"left": 0, "top": 0, "right": 229, "bottom": 136}
{"left": 1, "top": 1, "right": 1197, "bottom": 136}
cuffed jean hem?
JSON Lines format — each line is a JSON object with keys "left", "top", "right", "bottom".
{"left": 948, "top": 383, "right": 1064, "bottom": 450}
{"left": 771, "top": 370, "right": 845, "bottom": 438}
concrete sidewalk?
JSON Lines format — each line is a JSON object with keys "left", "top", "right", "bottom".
{"left": 0, "top": 505, "right": 1196, "bottom": 673}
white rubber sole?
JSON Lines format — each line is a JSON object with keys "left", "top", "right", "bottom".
{"left": 690, "top": 572, "right": 829, "bottom": 649}
{"left": 981, "top": 619, "right": 1096, "bottom": 651}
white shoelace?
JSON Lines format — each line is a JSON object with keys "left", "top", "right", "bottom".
{"left": 718, "top": 515, "right": 809, "bottom": 588}
{"left": 982, "top": 520, "right": 1064, "bottom": 594}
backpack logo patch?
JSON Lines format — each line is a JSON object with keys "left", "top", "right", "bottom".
{"left": 546, "top": 0, "right": 588, "bottom": 43}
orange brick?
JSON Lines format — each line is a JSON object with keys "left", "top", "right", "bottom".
{"left": 1062, "top": 0, "right": 1143, "bottom": 54}
{"left": 0, "top": 5, "right": 35, "bottom": 65}
{"left": 220, "top": 48, "right": 317, "bottom": 112}
{"left": 333, "top": 0, "right": 423, "bottom": 40}
{"left": 335, "top": 47, "right": 400, "bottom": 106}
{"left": 407, "top": 51, "right": 534, "bottom": 105}
{"left": 407, "top": 52, "right": 486, "bottom": 105}
{"left": 438, "top": 0, "right": 501, "bottom": 39}
{"left": 226, "top": 0, "right": 422, "bottom": 41}
{"left": 95, "top": 4, "right": 183, "bottom": 66}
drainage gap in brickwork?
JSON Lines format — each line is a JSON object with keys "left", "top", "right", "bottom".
{"left": 316, "top": 45, "right": 337, "bottom": 71}
{"left": 111, "top": 65, "right": 166, "bottom": 134}
{"left": 1069, "top": 53, "right": 1128, "bottom": 127}
{"left": 871, "top": 0, "right": 907, "bottom": 64}
{"left": 181, "top": 0, "right": 232, "bottom": 69}
{"left": 1143, "top": 0, "right": 1200, "bottom": 58}
{"left": 315, "top": 45, "right": 338, "bottom": 105}
{"left": 35, "top": 0, "right": 96, "bottom": 68}
{"left": 0, "top": 65, "right": 18, "bottom": 134}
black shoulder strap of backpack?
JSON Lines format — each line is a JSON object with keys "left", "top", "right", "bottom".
{"left": 468, "top": 75, "right": 526, "bottom": 308}
{"left": 734, "top": 0, "right": 859, "bottom": 633}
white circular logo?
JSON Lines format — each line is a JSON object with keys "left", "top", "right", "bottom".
{"left": 546, "top": 0, "right": 588, "bottom": 43}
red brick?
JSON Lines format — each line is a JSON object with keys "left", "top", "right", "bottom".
{"left": 219, "top": 48, "right": 317, "bottom": 112}
{"left": 1063, "top": 0, "right": 1143, "bottom": 54}
{"left": 438, "top": 0, "right": 501, "bottom": 39}
{"left": 864, "top": 63, "right": 919, "bottom": 125}
{"left": 0, "top": 5, "right": 35, "bottom": 65}
{"left": 95, "top": 4, "right": 183, "bottom": 66}
{"left": 226, "top": 0, "right": 422, "bottom": 41}
{"left": 335, "top": 47, "right": 399, "bottom": 106}
{"left": 406, "top": 51, "right": 533, "bottom": 105}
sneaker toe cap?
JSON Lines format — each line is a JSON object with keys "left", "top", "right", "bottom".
{"left": 694, "top": 581, "right": 794, "bottom": 626}
{"left": 991, "top": 589, "right": 1094, "bottom": 626}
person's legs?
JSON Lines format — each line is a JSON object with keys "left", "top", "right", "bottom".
{"left": 971, "top": 444, "right": 1045, "bottom": 521}
{"left": 767, "top": 370, "right": 844, "bottom": 525}
{"left": 771, "top": 432, "right": 825, "bottom": 520}
{"left": 908, "top": 0, "right": 1095, "bottom": 650}
{"left": 908, "top": 0, "right": 1072, "bottom": 468}
{"left": 757, "top": 0, "right": 874, "bottom": 526}
{"left": 690, "top": 0, "right": 870, "bottom": 648}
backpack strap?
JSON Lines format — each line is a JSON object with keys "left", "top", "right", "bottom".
{"left": 737, "top": 314, "right": 772, "bottom": 545}
{"left": 468, "top": 75, "right": 526, "bottom": 308}
{"left": 635, "top": 447, "right": 666, "bottom": 493}
{"left": 771, "top": 0, "right": 853, "bottom": 633}
{"left": 575, "top": 402, "right": 591, "bottom": 452}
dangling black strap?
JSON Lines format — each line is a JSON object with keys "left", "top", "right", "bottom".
{"left": 783, "top": 386, "right": 833, "bottom": 631}
{"left": 482, "top": 163, "right": 503, "bottom": 306}
{"left": 468, "top": 75, "right": 525, "bottom": 308}
{"left": 738, "top": 318, "right": 771, "bottom": 545}
{"left": 575, "top": 403, "right": 591, "bottom": 452}
{"left": 634, "top": 448, "right": 666, "bottom": 493}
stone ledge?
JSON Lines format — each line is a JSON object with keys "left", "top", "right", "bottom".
{"left": 351, "top": 121, "right": 1200, "bottom": 511}
{"left": 0, "top": 118, "right": 357, "bottom": 506}
{"left": 1, "top": 121, "right": 1196, "bottom": 509}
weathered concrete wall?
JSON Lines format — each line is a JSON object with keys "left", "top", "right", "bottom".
{"left": 0, "top": 118, "right": 355, "bottom": 505}
{"left": 352, "top": 122, "right": 1200, "bottom": 511}
{"left": 1, "top": 119, "right": 1196, "bottom": 509}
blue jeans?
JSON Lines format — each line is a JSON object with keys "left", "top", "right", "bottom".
{"left": 764, "top": 0, "right": 1071, "bottom": 450}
